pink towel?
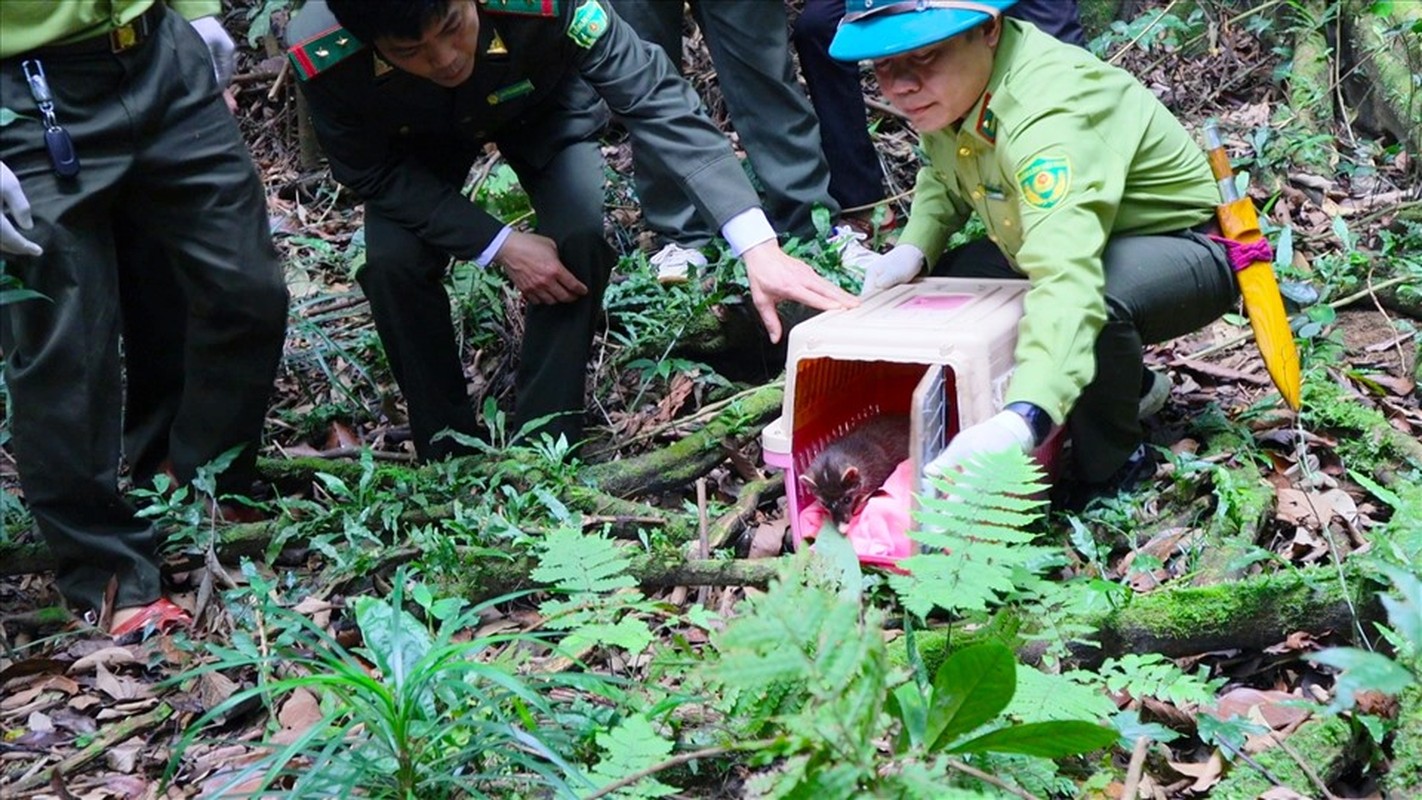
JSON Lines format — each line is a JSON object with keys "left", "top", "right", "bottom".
{"left": 798, "top": 458, "right": 916, "bottom": 562}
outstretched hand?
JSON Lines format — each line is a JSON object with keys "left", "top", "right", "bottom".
{"left": 740, "top": 240, "right": 858, "bottom": 343}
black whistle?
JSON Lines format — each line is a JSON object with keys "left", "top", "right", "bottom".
{"left": 44, "top": 126, "right": 80, "bottom": 178}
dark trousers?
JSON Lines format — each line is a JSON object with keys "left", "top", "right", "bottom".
{"left": 932, "top": 232, "right": 1235, "bottom": 481}
{"left": 610, "top": 0, "right": 834, "bottom": 243}
{"left": 792, "top": 0, "right": 886, "bottom": 211}
{"left": 358, "top": 139, "right": 613, "bottom": 461}
{"left": 1012, "top": 0, "right": 1086, "bottom": 46}
{"left": 0, "top": 7, "right": 288, "bottom": 612}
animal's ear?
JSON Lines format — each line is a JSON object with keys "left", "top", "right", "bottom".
{"left": 798, "top": 473, "right": 817, "bottom": 491}
{"left": 841, "top": 466, "right": 860, "bottom": 487}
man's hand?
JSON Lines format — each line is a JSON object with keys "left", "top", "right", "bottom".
{"left": 495, "top": 230, "right": 588, "bottom": 304}
{"left": 741, "top": 241, "right": 858, "bottom": 343}
{"left": 926, "top": 410, "right": 1034, "bottom": 477}
{"left": 189, "top": 16, "right": 237, "bottom": 88}
{"left": 860, "top": 243, "right": 924, "bottom": 298}
{"left": 1, "top": 162, "right": 43, "bottom": 257}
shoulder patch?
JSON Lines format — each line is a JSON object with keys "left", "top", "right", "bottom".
{"left": 567, "top": 0, "right": 609, "bottom": 48}
{"left": 479, "top": 0, "right": 560, "bottom": 17}
{"left": 1016, "top": 155, "right": 1071, "bottom": 210}
{"left": 288, "top": 25, "right": 365, "bottom": 81}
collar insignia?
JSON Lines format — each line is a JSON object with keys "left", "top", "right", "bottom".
{"left": 974, "top": 93, "right": 997, "bottom": 146}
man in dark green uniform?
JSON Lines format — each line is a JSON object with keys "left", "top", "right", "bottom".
{"left": 835, "top": 0, "right": 1237, "bottom": 502}
{"left": 0, "top": 1, "right": 289, "bottom": 636}
{"left": 286, "top": 0, "right": 855, "bottom": 460}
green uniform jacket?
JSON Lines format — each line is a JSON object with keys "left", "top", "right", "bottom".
{"left": 287, "top": 0, "right": 759, "bottom": 261}
{"left": 900, "top": 19, "right": 1219, "bottom": 424}
{"left": 0, "top": 0, "right": 220, "bottom": 57}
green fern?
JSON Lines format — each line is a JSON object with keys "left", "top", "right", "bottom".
{"left": 532, "top": 529, "right": 655, "bottom": 657}
{"left": 1099, "top": 652, "right": 1224, "bottom": 707}
{"left": 531, "top": 527, "right": 639, "bottom": 594}
{"left": 588, "top": 714, "right": 677, "bottom": 799}
{"left": 892, "top": 448, "right": 1055, "bottom": 618}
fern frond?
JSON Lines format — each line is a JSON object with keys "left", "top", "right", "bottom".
{"left": 894, "top": 449, "right": 1054, "bottom": 617}
{"left": 531, "top": 527, "right": 638, "bottom": 594}
{"left": 589, "top": 714, "right": 677, "bottom": 799}
{"left": 1100, "top": 653, "right": 1223, "bottom": 707}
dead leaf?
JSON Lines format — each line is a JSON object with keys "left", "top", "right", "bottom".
{"left": 93, "top": 662, "right": 152, "bottom": 702}
{"left": 1167, "top": 749, "right": 1225, "bottom": 792}
{"left": 197, "top": 671, "right": 239, "bottom": 711}
{"left": 28, "top": 710, "right": 55, "bottom": 734}
{"left": 273, "top": 687, "right": 324, "bottom": 745}
{"left": 70, "top": 646, "right": 139, "bottom": 674}
{"left": 105, "top": 741, "right": 142, "bottom": 773}
{"left": 747, "top": 521, "right": 788, "bottom": 559}
{"left": 1207, "top": 687, "right": 1310, "bottom": 730}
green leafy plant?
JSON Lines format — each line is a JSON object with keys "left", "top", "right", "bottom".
{"left": 891, "top": 448, "right": 1056, "bottom": 618}
{"left": 1099, "top": 652, "right": 1225, "bottom": 707}
{"left": 531, "top": 527, "right": 662, "bottom": 660}
{"left": 167, "top": 567, "right": 601, "bottom": 798}
{"left": 707, "top": 556, "right": 1115, "bottom": 798}
{"left": 1308, "top": 566, "right": 1421, "bottom": 713}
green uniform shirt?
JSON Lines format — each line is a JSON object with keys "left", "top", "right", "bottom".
{"left": 0, "top": 0, "right": 220, "bottom": 58}
{"left": 900, "top": 19, "right": 1219, "bottom": 424}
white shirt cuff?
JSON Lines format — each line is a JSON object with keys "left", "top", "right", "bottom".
{"left": 475, "top": 226, "right": 514, "bottom": 267}
{"left": 721, "top": 208, "right": 776, "bottom": 256}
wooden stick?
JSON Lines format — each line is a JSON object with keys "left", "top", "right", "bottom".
{"left": 8, "top": 703, "right": 174, "bottom": 793}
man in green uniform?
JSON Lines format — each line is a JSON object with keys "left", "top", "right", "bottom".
{"left": 834, "top": 0, "right": 1237, "bottom": 499}
{"left": 286, "top": 0, "right": 856, "bottom": 461}
{"left": 0, "top": 1, "right": 289, "bottom": 636}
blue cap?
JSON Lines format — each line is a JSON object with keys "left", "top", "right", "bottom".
{"left": 829, "top": 0, "right": 1018, "bottom": 62}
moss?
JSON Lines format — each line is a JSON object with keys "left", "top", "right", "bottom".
{"left": 886, "top": 611, "right": 1023, "bottom": 674}
{"left": 1387, "top": 684, "right": 1422, "bottom": 794}
{"left": 1214, "top": 716, "right": 1358, "bottom": 797}
{"left": 1101, "top": 565, "right": 1384, "bottom": 657}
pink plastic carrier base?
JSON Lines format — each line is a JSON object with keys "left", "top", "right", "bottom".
{"left": 760, "top": 278, "right": 1063, "bottom": 569}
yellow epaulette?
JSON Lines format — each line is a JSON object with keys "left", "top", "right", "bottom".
{"left": 287, "top": 25, "right": 365, "bottom": 81}
{"left": 478, "top": 0, "right": 561, "bottom": 17}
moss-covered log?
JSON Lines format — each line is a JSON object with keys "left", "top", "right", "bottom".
{"left": 888, "top": 564, "right": 1385, "bottom": 670}
{"left": 1387, "top": 684, "right": 1422, "bottom": 795}
{"left": 1212, "top": 715, "right": 1362, "bottom": 798}
{"left": 1097, "top": 566, "right": 1382, "bottom": 658}
{"left": 582, "top": 382, "right": 784, "bottom": 497}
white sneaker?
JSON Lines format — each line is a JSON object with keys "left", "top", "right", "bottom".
{"left": 1138, "top": 369, "right": 1171, "bottom": 418}
{"left": 829, "top": 225, "right": 880, "bottom": 277}
{"left": 650, "top": 242, "right": 708, "bottom": 285}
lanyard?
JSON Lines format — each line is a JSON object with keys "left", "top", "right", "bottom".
{"left": 20, "top": 59, "right": 80, "bottom": 178}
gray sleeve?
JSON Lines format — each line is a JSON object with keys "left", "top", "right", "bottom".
{"left": 574, "top": 3, "right": 760, "bottom": 230}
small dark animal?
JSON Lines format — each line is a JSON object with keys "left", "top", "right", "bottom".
{"left": 799, "top": 415, "right": 911, "bottom": 526}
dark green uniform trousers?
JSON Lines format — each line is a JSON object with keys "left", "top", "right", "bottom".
{"left": 609, "top": 0, "right": 835, "bottom": 244}
{"left": 358, "top": 139, "right": 613, "bottom": 461}
{"left": 932, "top": 231, "right": 1236, "bottom": 482}
{"left": 0, "top": 7, "right": 288, "bottom": 613}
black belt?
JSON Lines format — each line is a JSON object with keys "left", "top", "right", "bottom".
{"left": 28, "top": 3, "right": 166, "bottom": 58}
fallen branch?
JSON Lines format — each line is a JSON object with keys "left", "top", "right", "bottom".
{"left": 6, "top": 703, "right": 174, "bottom": 794}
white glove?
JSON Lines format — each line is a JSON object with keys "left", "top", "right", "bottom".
{"left": 189, "top": 16, "right": 237, "bottom": 88}
{"left": 859, "top": 243, "right": 925, "bottom": 298}
{"left": 1, "top": 162, "right": 43, "bottom": 257}
{"left": 926, "top": 410, "right": 1034, "bottom": 477}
